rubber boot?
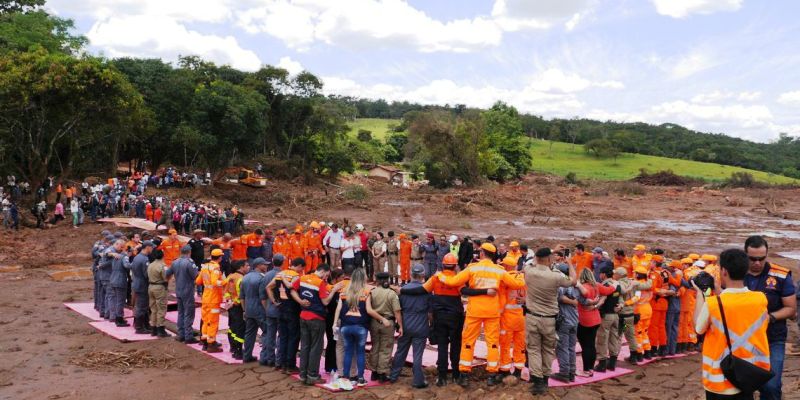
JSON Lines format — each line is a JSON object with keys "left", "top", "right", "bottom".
{"left": 608, "top": 357, "right": 617, "bottom": 372}
{"left": 157, "top": 326, "right": 169, "bottom": 338}
{"left": 202, "top": 339, "right": 208, "bottom": 351}
{"left": 551, "top": 373, "right": 570, "bottom": 383}
{"left": 487, "top": 374, "right": 502, "bottom": 386}
{"left": 115, "top": 317, "right": 130, "bottom": 327}
{"left": 436, "top": 373, "right": 447, "bottom": 387}
{"left": 594, "top": 359, "right": 607, "bottom": 373}
{"left": 456, "top": 372, "right": 469, "bottom": 388}
{"left": 451, "top": 371, "right": 460, "bottom": 384}
{"left": 658, "top": 346, "right": 667, "bottom": 357}
{"left": 512, "top": 369, "right": 522, "bottom": 379}
{"left": 643, "top": 350, "right": 652, "bottom": 360}
{"left": 206, "top": 342, "right": 223, "bottom": 353}
{"left": 636, "top": 352, "right": 644, "bottom": 363}
{"left": 142, "top": 319, "right": 152, "bottom": 333}
{"left": 530, "top": 376, "right": 546, "bottom": 395}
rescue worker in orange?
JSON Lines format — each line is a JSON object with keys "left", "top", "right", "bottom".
{"left": 273, "top": 229, "right": 290, "bottom": 266}
{"left": 694, "top": 248, "right": 771, "bottom": 399}
{"left": 158, "top": 229, "right": 185, "bottom": 266}
{"left": 633, "top": 264, "right": 654, "bottom": 360}
{"left": 438, "top": 243, "right": 525, "bottom": 387}
{"left": 288, "top": 228, "right": 306, "bottom": 267}
{"left": 195, "top": 248, "right": 228, "bottom": 353}
{"left": 241, "top": 229, "right": 264, "bottom": 264}
{"left": 398, "top": 233, "right": 412, "bottom": 285}
{"left": 701, "top": 254, "right": 722, "bottom": 290}
{"left": 303, "top": 222, "right": 325, "bottom": 273}
{"left": 678, "top": 257, "right": 700, "bottom": 352}
{"left": 498, "top": 256, "right": 526, "bottom": 379}
{"left": 613, "top": 249, "right": 632, "bottom": 278}
{"left": 507, "top": 242, "right": 523, "bottom": 265}
{"left": 648, "top": 253, "right": 677, "bottom": 358}
{"left": 212, "top": 233, "right": 235, "bottom": 274}
{"left": 630, "top": 244, "right": 651, "bottom": 279}
{"left": 145, "top": 202, "right": 153, "bottom": 222}
{"left": 570, "top": 244, "right": 593, "bottom": 277}
{"left": 229, "top": 234, "right": 248, "bottom": 262}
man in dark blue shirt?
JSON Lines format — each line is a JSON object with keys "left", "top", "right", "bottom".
{"left": 743, "top": 236, "right": 797, "bottom": 400}
{"left": 240, "top": 257, "right": 268, "bottom": 363}
{"left": 131, "top": 241, "right": 155, "bottom": 334}
{"left": 165, "top": 246, "right": 199, "bottom": 343}
{"left": 389, "top": 264, "right": 431, "bottom": 389}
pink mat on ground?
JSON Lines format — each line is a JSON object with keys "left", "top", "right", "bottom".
{"left": 617, "top": 345, "right": 690, "bottom": 365}
{"left": 165, "top": 309, "right": 229, "bottom": 331}
{"left": 88, "top": 320, "right": 168, "bottom": 342}
{"left": 65, "top": 302, "right": 132, "bottom": 321}
{"left": 291, "top": 371, "right": 388, "bottom": 392}
{"left": 184, "top": 333, "right": 261, "bottom": 364}
{"left": 512, "top": 353, "right": 634, "bottom": 387}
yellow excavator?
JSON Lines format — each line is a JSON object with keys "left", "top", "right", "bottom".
{"left": 217, "top": 167, "right": 267, "bottom": 188}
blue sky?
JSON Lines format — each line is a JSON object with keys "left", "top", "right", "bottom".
{"left": 47, "top": 0, "right": 800, "bottom": 142}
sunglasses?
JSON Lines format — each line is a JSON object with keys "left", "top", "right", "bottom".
{"left": 748, "top": 256, "right": 767, "bottom": 262}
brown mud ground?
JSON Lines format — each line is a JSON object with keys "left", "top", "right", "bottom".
{"left": 1, "top": 175, "right": 799, "bottom": 400}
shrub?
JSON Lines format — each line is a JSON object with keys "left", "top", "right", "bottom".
{"left": 726, "top": 172, "right": 756, "bottom": 188}
{"left": 357, "top": 129, "right": 372, "bottom": 142}
{"left": 343, "top": 184, "right": 369, "bottom": 201}
{"left": 565, "top": 172, "right": 579, "bottom": 185}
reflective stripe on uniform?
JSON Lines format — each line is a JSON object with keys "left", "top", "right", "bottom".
{"left": 487, "top": 361, "right": 498, "bottom": 367}
{"left": 299, "top": 281, "right": 320, "bottom": 291}
{"left": 513, "top": 362, "right": 525, "bottom": 369}
{"left": 459, "top": 360, "right": 472, "bottom": 367}
{"left": 211, "top": 308, "right": 220, "bottom": 314}
{"left": 505, "top": 304, "right": 522, "bottom": 309}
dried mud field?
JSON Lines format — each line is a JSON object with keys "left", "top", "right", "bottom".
{"left": 1, "top": 176, "right": 799, "bottom": 400}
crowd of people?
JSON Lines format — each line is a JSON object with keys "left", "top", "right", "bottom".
{"left": 87, "top": 219, "right": 798, "bottom": 398}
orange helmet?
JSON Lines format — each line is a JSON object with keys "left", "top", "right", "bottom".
{"left": 443, "top": 253, "right": 458, "bottom": 266}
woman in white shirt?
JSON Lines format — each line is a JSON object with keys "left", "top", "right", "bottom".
{"left": 342, "top": 230, "right": 357, "bottom": 271}
{"left": 70, "top": 198, "right": 80, "bottom": 227}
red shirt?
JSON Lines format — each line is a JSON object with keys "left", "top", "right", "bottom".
{"left": 358, "top": 231, "right": 368, "bottom": 250}
{"left": 577, "top": 283, "right": 616, "bottom": 327}
{"left": 293, "top": 276, "right": 329, "bottom": 321}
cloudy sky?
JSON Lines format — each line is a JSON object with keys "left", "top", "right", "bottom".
{"left": 47, "top": 0, "right": 800, "bottom": 142}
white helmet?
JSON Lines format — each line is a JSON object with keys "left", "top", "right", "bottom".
{"left": 355, "top": 223, "right": 364, "bottom": 231}
{"left": 449, "top": 235, "right": 458, "bottom": 243}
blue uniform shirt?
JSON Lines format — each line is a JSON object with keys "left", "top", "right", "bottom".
{"left": 109, "top": 254, "right": 131, "bottom": 288}
{"left": 165, "top": 257, "right": 198, "bottom": 299}
{"left": 97, "top": 247, "right": 115, "bottom": 281}
{"left": 398, "top": 281, "right": 431, "bottom": 337}
{"left": 744, "top": 262, "right": 796, "bottom": 342}
{"left": 130, "top": 253, "right": 150, "bottom": 293}
{"left": 264, "top": 269, "right": 280, "bottom": 318}
{"left": 240, "top": 270, "right": 267, "bottom": 319}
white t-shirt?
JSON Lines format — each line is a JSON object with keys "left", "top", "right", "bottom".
{"left": 324, "top": 229, "right": 344, "bottom": 249}
{"left": 341, "top": 238, "right": 357, "bottom": 259}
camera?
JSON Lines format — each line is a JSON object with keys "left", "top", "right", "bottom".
{"left": 692, "top": 271, "right": 715, "bottom": 293}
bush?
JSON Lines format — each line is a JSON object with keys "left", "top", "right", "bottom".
{"left": 343, "top": 184, "right": 369, "bottom": 201}
{"left": 610, "top": 181, "right": 646, "bottom": 196}
{"left": 385, "top": 132, "right": 408, "bottom": 162}
{"left": 726, "top": 172, "right": 757, "bottom": 188}
{"left": 357, "top": 129, "right": 372, "bottom": 142}
{"left": 632, "top": 169, "right": 699, "bottom": 186}
{"left": 565, "top": 172, "right": 579, "bottom": 185}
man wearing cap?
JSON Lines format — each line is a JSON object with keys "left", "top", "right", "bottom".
{"left": 131, "top": 241, "right": 155, "bottom": 334}
{"left": 591, "top": 247, "right": 614, "bottom": 282}
{"left": 552, "top": 254, "right": 579, "bottom": 383}
{"left": 304, "top": 222, "right": 325, "bottom": 274}
{"left": 158, "top": 229, "right": 184, "bottom": 266}
{"left": 195, "top": 248, "right": 227, "bottom": 352}
{"left": 260, "top": 254, "right": 285, "bottom": 366}
{"left": 288, "top": 228, "right": 306, "bottom": 268}
{"left": 355, "top": 224, "right": 370, "bottom": 272}
{"left": 389, "top": 264, "right": 431, "bottom": 389}
{"left": 678, "top": 258, "right": 700, "bottom": 352}
{"left": 648, "top": 253, "right": 676, "bottom": 357}
{"left": 272, "top": 230, "right": 289, "bottom": 264}
{"left": 147, "top": 248, "right": 170, "bottom": 337}
{"left": 743, "top": 235, "right": 797, "bottom": 400}
{"left": 570, "top": 244, "right": 593, "bottom": 277}
{"left": 241, "top": 229, "right": 265, "bottom": 266}
{"left": 97, "top": 235, "right": 118, "bottom": 320}
{"left": 632, "top": 263, "right": 654, "bottom": 359}
{"left": 617, "top": 266, "right": 650, "bottom": 365}
{"left": 92, "top": 232, "right": 112, "bottom": 313}
{"left": 594, "top": 266, "right": 622, "bottom": 372}
{"left": 240, "top": 257, "right": 268, "bottom": 363}
{"left": 369, "top": 271, "right": 402, "bottom": 383}
{"left": 224, "top": 260, "right": 248, "bottom": 359}
{"left": 524, "top": 247, "right": 577, "bottom": 395}
{"left": 507, "top": 242, "right": 522, "bottom": 265}
{"left": 165, "top": 246, "right": 199, "bottom": 343}
{"left": 701, "top": 254, "right": 722, "bottom": 290}
{"left": 267, "top": 257, "right": 306, "bottom": 373}
{"left": 188, "top": 229, "right": 213, "bottom": 274}
{"left": 631, "top": 245, "right": 651, "bottom": 279}
{"left": 438, "top": 243, "right": 525, "bottom": 387}
{"left": 664, "top": 260, "right": 689, "bottom": 356}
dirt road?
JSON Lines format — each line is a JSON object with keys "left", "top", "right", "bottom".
{"left": 1, "top": 177, "right": 798, "bottom": 400}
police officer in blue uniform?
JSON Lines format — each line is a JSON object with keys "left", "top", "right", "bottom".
{"left": 389, "top": 264, "right": 431, "bottom": 389}
{"left": 166, "top": 245, "right": 199, "bottom": 344}
{"left": 743, "top": 235, "right": 797, "bottom": 400}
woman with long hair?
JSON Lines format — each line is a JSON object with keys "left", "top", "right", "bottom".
{"left": 575, "top": 267, "right": 616, "bottom": 377}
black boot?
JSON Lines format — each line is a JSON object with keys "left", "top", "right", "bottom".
{"left": 487, "top": 374, "right": 502, "bottom": 386}
{"left": 436, "top": 373, "right": 447, "bottom": 387}
{"left": 608, "top": 357, "right": 617, "bottom": 371}
{"left": 142, "top": 319, "right": 152, "bottom": 333}
{"left": 551, "top": 373, "right": 570, "bottom": 383}
{"left": 658, "top": 346, "right": 667, "bottom": 357}
{"left": 512, "top": 369, "right": 522, "bottom": 379}
{"left": 530, "top": 376, "right": 546, "bottom": 395}
{"left": 202, "top": 339, "right": 208, "bottom": 351}
{"left": 115, "top": 317, "right": 130, "bottom": 327}
{"left": 643, "top": 350, "right": 652, "bottom": 359}
{"left": 594, "top": 359, "right": 607, "bottom": 373}
{"left": 542, "top": 376, "right": 549, "bottom": 391}
{"left": 451, "top": 371, "right": 460, "bottom": 384}
{"left": 456, "top": 372, "right": 469, "bottom": 388}
{"left": 636, "top": 352, "right": 644, "bottom": 363}
{"left": 157, "top": 326, "right": 169, "bottom": 338}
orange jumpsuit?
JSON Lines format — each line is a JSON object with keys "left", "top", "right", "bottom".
{"left": 145, "top": 203, "right": 153, "bottom": 222}
{"left": 571, "top": 252, "right": 593, "bottom": 277}
{"left": 440, "top": 259, "right": 525, "bottom": 373}
{"left": 630, "top": 254, "right": 652, "bottom": 278}
{"left": 507, "top": 249, "right": 523, "bottom": 265}
{"left": 648, "top": 268, "right": 668, "bottom": 348}
{"left": 272, "top": 234, "right": 290, "bottom": 267}
{"left": 288, "top": 233, "right": 305, "bottom": 264}
{"left": 303, "top": 231, "right": 324, "bottom": 273}
{"left": 195, "top": 261, "right": 226, "bottom": 344}
{"left": 679, "top": 265, "right": 700, "bottom": 345}
{"left": 634, "top": 276, "right": 654, "bottom": 352}
{"left": 614, "top": 256, "right": 632, "bottom": 278}
{"left": 158, "top": 237, "right": 184, "bottom": 266}
{"left": 399, "top": 239, "right": 412, "bottom": 282}
{"left": 498, "top": 270, "right": 526, "bottom": 373}
{"left": 230, "top": 238, "right": 247, "bottom": 261}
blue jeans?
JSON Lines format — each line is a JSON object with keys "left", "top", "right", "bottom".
{"left": 261, "top": 317, "right": 280, "bottom": 364}
{"left": 278, "top": 314, "right": 300, "bottom": 369}
{"left": 243, "top": 317, "right": 263, "bottom": 361}
{"left": 176, "top": 295, "right": 195, "bottom": 340}
{"left": 760, "top": 340, "right": 785, "bottom": 400}
{"left": 341, "top": 324, "right": 368, "bottom": 379}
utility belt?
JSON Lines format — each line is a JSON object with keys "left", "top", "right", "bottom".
{"left": 411, "top": 257, "right": 423, "bottom": 261}
{"left": 149, "top": 281, "right": 168, "bottom": 287}
{"left": 388, "top": 251, "right": 398, "bottom": 255}
{"left": 619, "top": 313, "right": 635, "bottom": 319}
{"left": 530, "top": 312, "right": 557, "bottom": 319}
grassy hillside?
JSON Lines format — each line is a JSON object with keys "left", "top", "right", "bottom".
{"left": 345, "top": 118, "right": 798, "bottom": 184}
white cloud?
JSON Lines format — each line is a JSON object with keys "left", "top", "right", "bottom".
{"left": 649, "top": 100, "right": 772, "bottom": 130}
{"left": 48, "top": 0, "right": 232, "bottom": 23}
{"left": 777, "top": 91, "right": 800, "bottom": 106}
{"left": 670, "top": 51, "right": 719, "bottom": 79}
{"left": 529, "top": 68, "right": 624, "bottom": 93}
{"left": 491, "top": 0, "right": 589, "bottom": 31}
{"left": 652, "top": 0, "right": 743, "bottom": 18}
{"left": 276, "top": 56, "right": 304, "bottom": 75}
{"left": 87, "top": 16, "right": 262, "bottom": 71}
{"left": 691, "top": 90, "right": 761, "bottom": 104}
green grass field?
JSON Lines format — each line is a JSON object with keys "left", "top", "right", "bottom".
{"left": 346, "top": 118, "right": 798, "bottom": 184}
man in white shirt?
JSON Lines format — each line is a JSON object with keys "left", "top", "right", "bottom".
{"left": 323, "top": 223, "right": 344, "bottom": 269}
{"left": 1, "top": 195, "right": 11, "bottom": 229}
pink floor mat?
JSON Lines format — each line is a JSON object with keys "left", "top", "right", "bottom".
{"left": 184, "top": 333, "right": 261, "bottom": 364}
{"left": 65, "top": 302, "right": 132, "bottom": 321}
{"left": 88, "top": 320, "right": 169, "bottom": 342}
{"left": 165, "top": 309, "right": 229, "bottom": 331}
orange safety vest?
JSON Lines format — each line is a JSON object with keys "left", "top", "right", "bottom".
{"left": 442, "top": 259, "right": 524, "bottom": 318}
{"left": 288, "top": 234, "right": 305, "bottom": 260}
{"left": 196, "top": 261, "right": 225, "bottom": 304}
{"left": 230, "top": 239, "right": 247, "bottom": 261}
{"left": 499, "top": 270, "right": 526, "bottom": 329}
{"left": 424, "top": 269, "right": 462, "bottom": 297}
{"left": 701, "top": 291, "right": 770, "bottom": 394}
{"left": 159, "top": 238, "right": 183, "bottom": 266}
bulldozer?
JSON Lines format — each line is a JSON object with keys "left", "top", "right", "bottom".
{"left": 217, "top": 167, "right": 267, "bottom": 188}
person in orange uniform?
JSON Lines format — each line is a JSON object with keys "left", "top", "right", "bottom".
{"left": 229, "top": 235, "right": 248, "bottom": 263}
{"left": 648, "top": 254, "right": 676, "bottom": 358}
{"left": 507, "top": 242, "right": 523, "bottom": 265}
{"left": 273, "top": 229, "right": 290, "bottom": 266}
{"left": 158, "top": 229, "right": 185, "bottom": 266}
{"left": 195, "top": 249, "right": 227, "bottom": 353}
{"left": 240, "top": 229, "right": 264, "bottom": 264}
{"left": 613, "top": 249, "right": 632, "bottom": 278}
{"left": 570, "top": 244, "right": 593, "bottom": 277}
{"left": 303, "top": 222, "right": 325, "bottom": 273}
{"left": 145, "top": 202, "right": 154, "bottom": 222}
{"left": 438, "top": 243, "right": 525, "bottom": 387}
{"left": 633, "top": 264, "right": 654, "bottom": 360}
{"left": 398, "top": 234, "right": 412, "bottom": 285}
{"left": 212, "top": 233, "right": 235, "bottom": 273}
{"left": 688, "top": 253, "right": 700, "bottom": 263}
{"left": 678, "top": 257, "right": 700, "bottom": 353}
{"left": 700, "top": 254, "right": 721, "bottom": 289}
{"left": 224, "top": 260, "right": 247, "bottom": 359}
{"left": 630, "top": 244, "right": 651, "bottom": 278}
{"left": 288, "top": 228, "right": 306, "bottom": 268}
{"left": 498, "top": 256, "right": 526, "bottom": 378}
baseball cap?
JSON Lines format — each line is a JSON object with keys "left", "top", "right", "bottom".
{"left": 693, "top": 260, "right": 707, "bottom": 269}
{"left": 681, "top": 258, "right": 693, "bottom": 264}
{"left": 592, "top": 247, "right": 604, "bottom": 254}
{"left": 211, "top": 249, "right": 224, "bottom": 257}
{"left": 449, "top": 235, "right": 458, "bottom": 243}
{"left": 613, "top": 267, "right": 627, "bottom": 277}
{"left": 411, "top": 264, "right": 425, "bottom": 275}
{"left": 168, "top": 228, "right": 177, "bottom": 234}
{"left": 141, "top": 240, "right": 155, "bottom": 248}
{"left": 510, "top": 241, "right": 519, "bottom": 247}
{"left": 633, "top": 244, "right": 646, "bottom": 251}
{"left": 251, "top": 257, "right": 267, "bottom": 266}
{"left": 480, "top": 243, "right": 497, "bottom": 253}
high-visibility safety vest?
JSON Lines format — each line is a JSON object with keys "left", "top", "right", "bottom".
{"left": 701, "top": 291, "right": 770, "bottom": 394}
{"left": 441, "top": 259, "right": 525, "bottom": 318}
{"left": 297, "top": 274, "right": 327, "bottom": 318}
{"left": 196, "top": 261, "right": 225, "bottom": 305}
